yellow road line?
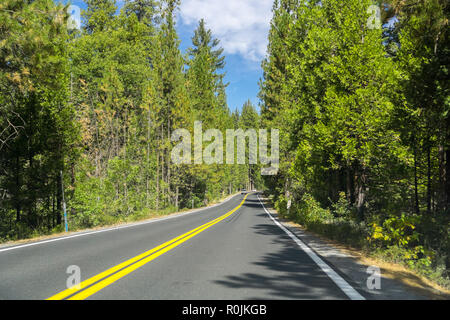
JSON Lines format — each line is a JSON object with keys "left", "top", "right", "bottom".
{"left": 47, "top": 193, "right": 250, "bottom": 300}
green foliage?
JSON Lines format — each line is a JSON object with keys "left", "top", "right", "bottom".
{"left": 374, "top": 245, "right": 434, "bottom": 278}
{"left": 296, "top": 194, "right": 333, "bottom": 224}
{"left": 261, "top": 0, "right": 449, "bottom": 287}
{"left": 0, "top": 0, "right": 260, "bottom": 243}
{"left": 331, "top": 192, "right": 352, "bottom": 219}
{"left": 369, "top": 214, "right": 420, "bottom": 247}
{"left": 0, "top": 0, "right": 78, "bottom": 239}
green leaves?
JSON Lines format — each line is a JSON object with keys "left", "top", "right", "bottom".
{"left": 0, "top": 0, "right": 79, "bottom": 237}
{"left": 260, "top": 0, "right": 449, "bottom": 285}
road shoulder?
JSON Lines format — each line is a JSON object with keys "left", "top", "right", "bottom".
{"left": 259, "top": 196, "right": 449, "bottom": 300}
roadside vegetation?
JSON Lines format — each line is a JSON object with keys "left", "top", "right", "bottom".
{"left": 260, "top": 0, "right": 449, "bottom": 289}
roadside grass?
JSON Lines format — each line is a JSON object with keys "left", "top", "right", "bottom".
{"left": 263, "top": 193, "right": 450, "bottom": 298}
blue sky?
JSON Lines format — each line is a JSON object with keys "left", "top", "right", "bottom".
{"left": 64, "top": 0, "right": 274, "bottom": 112}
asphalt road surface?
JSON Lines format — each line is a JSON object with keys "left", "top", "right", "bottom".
{"left": 0, "top": 192, "right": 367, "bottom": 300}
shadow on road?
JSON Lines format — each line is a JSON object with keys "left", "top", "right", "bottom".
{"left": 213, "top": 214, "right": 347, "bottom": 300}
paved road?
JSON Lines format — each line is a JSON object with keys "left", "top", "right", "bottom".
{"left": 0, "top": 193, "right": 366, "bottom": 300}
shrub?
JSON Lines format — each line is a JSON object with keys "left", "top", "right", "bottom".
{"left": 275, "top": 196, "right": 288, "bottom": 218}
{"left": 331, "top": 192, "right": 354, "bottom": 219}
{"left": 296, "top": 193, "right": 333, "bottom": 224}
{"left": 368, "top": 213, "right": 420, "bottom": 247}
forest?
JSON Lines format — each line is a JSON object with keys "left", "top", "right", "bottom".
{"left": 260, "top": 0, "right": 449, "bottom": 287}
{"left": 0, "top": 0, "right": 261, "bottom": 241}
{"left": 0, "top": 0, "right": 449, "bottom": 289}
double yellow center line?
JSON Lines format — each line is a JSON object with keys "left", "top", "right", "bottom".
{"left": 47, "top": 193, "right": 250, "bottom": 300}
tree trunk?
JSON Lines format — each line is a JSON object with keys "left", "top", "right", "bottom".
{"left": 446, "top": 148, "right": 450, "bottom": 212}
{"left": 160, "top": 125, "right": 165, "bottom": 206}
{"left": 124, "top": 105, "right": 128, "bottom": 214}
{"left": 427, "top": 141, "right": 432, "bottom": 214}
{"left": 438, "top": 144, "right": 445, "bottom": 211}
{"left": 414, "top": 138, "right": 420, "bottom": 214}
{"left": 146, "top": 108, "right": 151, "bottom": 207}
{"left": 167, "top": 117, "right": 171, "bottom": 205}
{"left": 15, "top": 155, "right": 20, "bottom": 223}
{"left": 56, "top": 174, "right": 62, "bottom": 226}
{"left": 346, "top": 164, "right": 354, "bottom": 205}
{"left": 156, "top": 149, "right": 160, "bottom": 211}
{"left": 356, "top": 166, "right": 367, "bottom": 221}
{"left": 175, "top": 186, "right": 179, "bottom": 210}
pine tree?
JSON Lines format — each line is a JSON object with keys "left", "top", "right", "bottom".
{"left": 0, "top": 0, "right": 78, "bottom": 235}
{"left": 187, "top": 19, "right": 227, "bottom": 127}
{"left": 394, "top": 0, "right": 449, "bottom": 213}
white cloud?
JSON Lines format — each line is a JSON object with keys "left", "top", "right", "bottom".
{"left": 179, "top": 0, "right": 273, "bottom": 62}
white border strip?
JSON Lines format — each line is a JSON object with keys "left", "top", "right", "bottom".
{"left": 257, "top": 194, "right": 366, "bottom": 300}
{"left": 0, "top": 194, "right": 240, "bottom": 254}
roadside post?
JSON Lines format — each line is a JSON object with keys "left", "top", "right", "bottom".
{"left": 61, "top": 171, "right": 68, "bottom": 232}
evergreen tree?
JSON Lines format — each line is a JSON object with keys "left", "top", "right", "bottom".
{"left": 0, "top": 0, "right": 78, "bottom": 235}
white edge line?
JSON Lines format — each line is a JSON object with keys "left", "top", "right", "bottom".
{"left": 257, "top": 194, "right": 366, "bottom": 301}
{"left": 0, "top": 193, "right": 241, "bottom": 254}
